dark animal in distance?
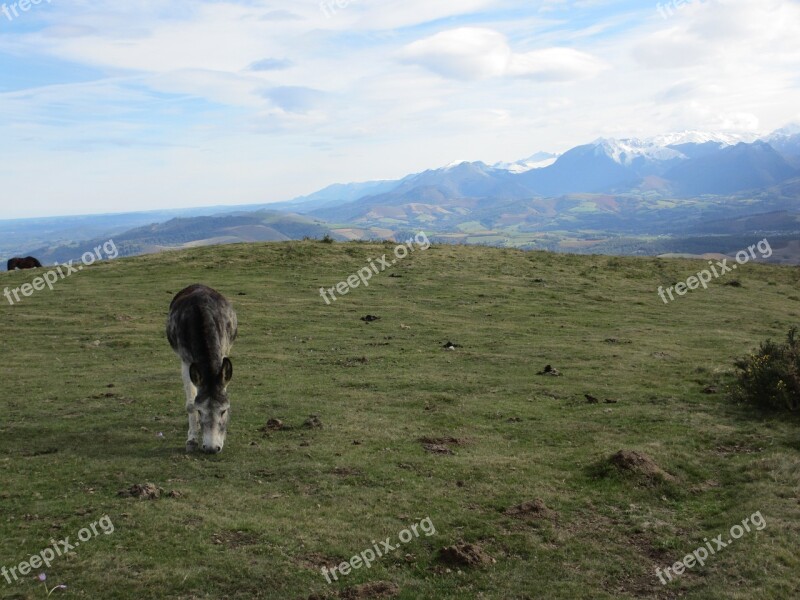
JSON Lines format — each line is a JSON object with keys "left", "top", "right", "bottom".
{"left": 167, "top": 284, "right": 238, "bottom": 454}
{"left": 7, "top": 257, "right": 43, "bottom": 271}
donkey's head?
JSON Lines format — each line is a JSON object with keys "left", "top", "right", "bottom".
{"left": 189, "top": 358, "right": 233, "bottom": 454}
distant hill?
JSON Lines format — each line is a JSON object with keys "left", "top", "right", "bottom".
{"left": 20, "top": 211, "right": 335, "bottom": 267}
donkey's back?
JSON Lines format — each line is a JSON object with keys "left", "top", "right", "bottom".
{"left": 167, "top": 284, "right": 238, "bottom": 373}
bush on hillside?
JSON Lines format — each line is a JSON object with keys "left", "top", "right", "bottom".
{"left": 732, "top": 327, "right": 800, "bottom": 411}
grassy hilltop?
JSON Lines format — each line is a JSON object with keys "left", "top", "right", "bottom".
{"left": 0, "top": 241, "right": 798, "bottom": 600}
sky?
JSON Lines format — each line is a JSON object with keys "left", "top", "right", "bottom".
{"left": 1, "top": 0, "right": 799, "bottom": 218}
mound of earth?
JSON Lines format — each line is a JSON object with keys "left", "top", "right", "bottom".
{"left": 118, "top": 483, "right": 183, "bottom": 499}
{"left": 438, "top": 542, "right": 494, "bottom": 568}
{"left": 505, "top": 499, "right": 558, "bottom": 521}
{"left": 609, "top": 450, "right": 676, "bottom": 482}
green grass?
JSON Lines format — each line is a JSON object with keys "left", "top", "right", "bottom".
{"left": 1, "top": 241, "right": 799, "bottom": 599}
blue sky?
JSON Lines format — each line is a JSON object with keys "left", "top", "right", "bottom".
{"left": 1, "top": 0, "right": 799, "bottom": 218}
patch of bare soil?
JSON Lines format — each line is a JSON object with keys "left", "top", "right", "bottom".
{"left": 438, "top": 542, "right": 494, "bottom": 568}
{"left": 295, "top": 552, "right": 343, "bottom": 571}
{"left": 210, "top": 530, "right": 260, "bottom": 549}
{"left": 304, "top": 415, "right": 324, "bottom": 429}
{"left": 609, "top": 450, "right": 676, "bottom": 483}
{"left": 118, "top": 483, "right": 182, "bottom": 499}
{"left": 341, "top": 582, "right": 400, "bottom": 599}
{"left": 307, "top": 581, "right": 399, "bottom": 600}
{"left": 423, "top": 444, "right": 454, "bottom": 455}
{"left": 261, "top": 418, "right": 288, "bottom": 431}
{"left": 418, "top": 436, "right": 465, "bottom": 446}
{"left": 118, "top": 483, "right": 163, "bottom": 499}
{"left": 504, "top": 499, "right": 558, "bottom": 522}
{"left": 419, "top": 436, "right": 466, "bottom": 455}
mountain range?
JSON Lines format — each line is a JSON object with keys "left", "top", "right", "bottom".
{"left": 4, "top": 125, "right": 800, "bottom": 266}
{"left": 298, "top": 126, "right": 800, "bottom": 219}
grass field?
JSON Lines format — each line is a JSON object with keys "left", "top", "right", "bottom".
{"left": 1, "top": 241, "right": 799, "bottom": 599}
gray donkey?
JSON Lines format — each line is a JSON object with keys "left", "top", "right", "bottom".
{"left": 167, "top": 284, "right": 238, "bottom": 454}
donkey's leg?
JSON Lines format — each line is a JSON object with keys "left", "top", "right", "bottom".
{"left": 182, "top": 362, "right": 200, "bottom": 452}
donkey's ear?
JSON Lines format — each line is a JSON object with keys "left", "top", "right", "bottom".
{"left": 189, "top": 363, "right": 203, "bottom": 387}
{"left": 221, "top": 358, "right": 233, "bottom": 386}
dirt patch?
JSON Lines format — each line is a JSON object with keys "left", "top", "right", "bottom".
{"left": 210, "top": 530, "right": 260, "bottom": 549}
{"left": 262, "top": 418, "right": 287, "bottom": 431}
{"left": 341, "top": 581, "right": 400, "bottom": 599}
{"left": 419, "top": 436, "right": 464, "bottom": 455}
{"left": 438, "top": 543, "right": 494, "bottom": 568}
{"left": 423, "top": 444, "right": 454, "bottom": 455}
{"left": 690, "top": 480, "right": 721, "bottom": 494}
{"left": 418, "top": 436, "right": 465, "bottom": 446}
{"left": 504, "top": 499, "right": 558, "bottom": 522}
{"left": 338, "top": 356, "right": 370, "bottom": 367}
{"left": 118, "top": 483, "right": 163, "bottom": 499}
{"left": 118, "top": 483, "right": 182, "bottom": 499}
{"left": 304, "top": 415, "right": 324, "bottom": 429}
{"left": 295, "top": 552, "right": 342, "bottom": 571}
{"left": 608, "top": 450, "right": 676, "bottom": 483}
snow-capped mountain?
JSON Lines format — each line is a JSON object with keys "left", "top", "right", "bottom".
{"left": 590, "top": 138, "right": 686, "bottom": 166}
{"left": 498, "top": 130, "right": 767, "bottom": 172}
{"left": 289, "top": 124, "right": 800, "bottom": 223}
{"left": 651, "top": 130, "right": 760, "bottom": 147}
{"left": 494, "top": 152, "right": 559, "bottom": 173}
{"left": 766, "top": 124, "right": 800, "bottom": 141}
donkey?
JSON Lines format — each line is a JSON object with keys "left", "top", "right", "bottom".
{"left": 167, "top": 284, "right": 238, "bottom": 454}
{"left": 7, "top": 257, "right": 42, "bottom": 270}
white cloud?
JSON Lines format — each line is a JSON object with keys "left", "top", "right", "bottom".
{"left": 400, "top": 27, "right": 605, "bottom": 81}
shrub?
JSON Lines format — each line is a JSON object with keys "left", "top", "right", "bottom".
{"left": 732, "top": 327, "right": 800, "bottom": 411}
{"left": 321, "top": 234, "right": 335, "bottom": 244}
